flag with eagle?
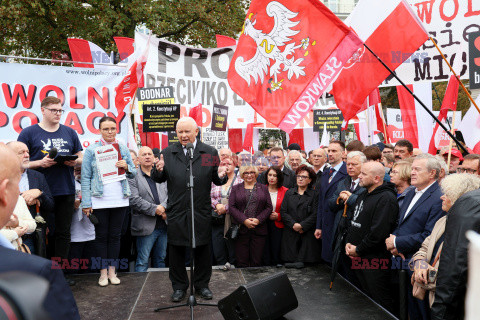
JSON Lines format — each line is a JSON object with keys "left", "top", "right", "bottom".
{"left": 228, "top": 0, "right": 362, "bottom": 133}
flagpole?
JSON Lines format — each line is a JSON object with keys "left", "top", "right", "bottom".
{"left": 429, "top": 37, "right": 480, "bottom": 115}
{"left": 446, "top": 111, "right": 457, "bottom": 170}
{"left": 362, "top": 43, "right": 469, "bottom": 154}
{"left": 366, "top": 96, "right": 372, "bottom": 145}
{"left": 378, "top": 104, "right": 390, "bottom": 143}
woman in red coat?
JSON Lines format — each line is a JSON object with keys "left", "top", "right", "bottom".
{"left": 264, "top": 166, "right": 288, "bottom": 267}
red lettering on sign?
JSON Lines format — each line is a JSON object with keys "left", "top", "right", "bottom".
{"left": 12, "top": 111, "right": 39, "bottom": 133}
{"left": 475, "top": 36, "right": 480, "bottom": 67}
{"left": 414, "top": 0, "right": 435, "bottom": 24}
{"left": 88, "top": 87, "right": 109, "bottom": 109}
{"left": 107, "top": 112, "right": 126, "bottom": 132}
{"left": 39, "top": 85, "right": 65, "bottom": 104}
{"left": 69, "top": 87, "right": 85, "bottom": 109}
{"left": 64, "top": 112, "right": 84, "bottom": 135}
{"left": 86, "top": 111, "right": 105, "bottom": 134}
{"left": 1, "top": 84, "right": 37, "bottom": 109}
{"left": 439, "top": 0, "right": 459, "bottom": 22}
{"left": 0, "top": 111, "right": 8, "bottom": 127}
{"left": 465, "top": 0, "right": 480, "bottom": 17}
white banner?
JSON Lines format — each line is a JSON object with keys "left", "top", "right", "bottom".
{"left": 0, "top": 62, "right": 127, "bottom": 149}
{"left": 382, "top": 0, "right": 478, "bottom": 86}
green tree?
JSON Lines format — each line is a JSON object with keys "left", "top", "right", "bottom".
{"left": 0, "top": 0, "right": 248, "bottom": 60}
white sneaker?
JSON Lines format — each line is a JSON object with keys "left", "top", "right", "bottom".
{"left": 223, "top": 262, "right": 231, "bottom": 271}
{"left": 108, "top": 275, "right": 121, "bottom": 285}
{"left": 98, "top": 276, "right": 108, "bottom": 287}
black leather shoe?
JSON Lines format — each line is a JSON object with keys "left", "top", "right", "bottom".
{"left": 197, "top": 287, "right": 213, "bottom": 300}
{"left": 171, "top": 290, "right": 186, "bottom": 302}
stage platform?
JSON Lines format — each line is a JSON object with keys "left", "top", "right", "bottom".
{"left": 71, "top": 264, "right": 396, "bottom": 320}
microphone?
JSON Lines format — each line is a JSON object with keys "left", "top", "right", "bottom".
{"left": 48, "top": 147, "right": 57, "bottom": 159}
{"left": 186, "top": 143, "right": 194, "bottom": 159}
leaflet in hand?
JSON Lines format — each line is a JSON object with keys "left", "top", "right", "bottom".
{"left": 94, "top": 143, "right": 126, "bottom": 184}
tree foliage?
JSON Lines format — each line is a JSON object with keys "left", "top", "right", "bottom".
{"left": 0, "top": 0, "right": 249, "bottom": 59}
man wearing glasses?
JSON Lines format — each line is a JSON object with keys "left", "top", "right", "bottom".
{"left": 456, "top": 154, "right": 480, "bottom": 176}
{"left": 18, "top": 96, "right": 83, "bottom": 285}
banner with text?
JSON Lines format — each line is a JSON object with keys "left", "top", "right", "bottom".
{"left": 0, "top": 62, "right": 127, "bottom": 148}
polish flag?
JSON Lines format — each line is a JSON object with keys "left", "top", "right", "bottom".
{"left": 242, "top": 123, "right": 263, "bottom": 153}
{"left": 458, "top": 95, "right": 480, "bottom": 153}
{"left": 319, "top": 123, "right": 330, "bottom": 148}
{"left": 396, "top": 82, "right": 433, "bottom": 151}
{"left": 354, "top": 89, "right": 387, "bottom": 145}
{"left": 114, "top": 37, "right": 150, "bottom": 114}
{"left": 428, "top": 75, "right": 459, "bottom": 154}
{"left": 287, "top": 129, "right": 305, "bottom": 150}
{"left": 331, "top": 0, "right": 428, "bottom": 124}
{"left": 67, "top": 38, "right": 113, "bottom": 68}
{"left": 114, "top": 37, "right": 135, "bottom": 63}
{"left": 189, "top": 87, "right": 203, "bottom": 127}
{"left": 215, "top": 35, "right": 237, "bottom": 48}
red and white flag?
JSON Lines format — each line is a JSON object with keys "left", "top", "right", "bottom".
{"left": 114, "top": 37, "right": 135, "bottom": 63}
{"left": 215, "top": 35, "right": 237, "bottom": 48}
{"left": 396, "top": 82, "right": 433, "bottom": 151}
{"left": 114, "top": 38, "right": 150, "bottom": 114}
{"left": 354, "top": 88, "right": 388, "bottom": 145}
{"left": 428, "top": 75, "right": 460, "bottom": 154}
{"left": 228, "top": 0, "right": 362, "bottom": 133}
{"left": 67, "top": 38, "right": 113, "bottom": 68}
{"left": 458, "top": 95, "right": 480, "bottom": 153}
{"left": 242, "top": 123, "right": 263, "bottom": 153}
{"left": 330, "top": 0, "right": 428, "bottom": 124}
{"left": 189, "top": 87, "right": 203, "bottom": 127}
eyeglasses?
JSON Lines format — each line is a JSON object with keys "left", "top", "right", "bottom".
{"left": 243, "top": 172, "right": 256, "bottom": 175}
{"left": 390, "top": 170, "right": 399, "bottom": 174}
{"left": 456, "top": 168, "right": 477, "bottom": 174}
{"left": 296, "top": 175, "right": 310, "bottom": 180}
{"left": 44, "top": 107, "right": 65, "bottom": 115}
{"left": 101, "top": 128, "right": 117, "bottom": 132}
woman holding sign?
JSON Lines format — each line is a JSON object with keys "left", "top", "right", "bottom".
{"left": 81, "top": 116, "right": 136, "bottom": 287}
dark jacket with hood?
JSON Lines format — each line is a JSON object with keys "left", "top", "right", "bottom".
{"left": 345, "top": 182, "right": 399, "bottom": 259}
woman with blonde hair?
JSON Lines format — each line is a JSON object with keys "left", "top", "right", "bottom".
{"left": 410, "top": 173, "right": 480, "bottom": 307}
{"left": 390, "top": 159, "right": 414, "bottom": 208}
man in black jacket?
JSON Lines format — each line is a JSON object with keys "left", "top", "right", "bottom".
{"left": 431, "top": 188, "right": 480, "bottom": 319}
{"left": 258, "top": 147, "right": 296, "bottom": 188}
{"left": 344, "top": 161, "right": 398, "bottom": 312}
{"left": 152, "top": 117, "right": 227, "bottom": 302}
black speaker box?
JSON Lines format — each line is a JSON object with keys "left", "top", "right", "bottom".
{"left": 218, "top": 272, "right": 298, "bottom": 320}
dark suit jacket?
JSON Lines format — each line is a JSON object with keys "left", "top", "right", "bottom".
{"left": 151, "top": 141, "right": 226, "bottom": 246}
{"left": 393, "top": 181, "right": 445, "bottom": 258}
{"left": 316, "top": 162, "right": 348, "bottom": 263}
{"left": 229, "top": 183, "right": 273, "bottom": 236}
{"left": 25, "top": 169, "right": 54, "bottom": 219}
{"left": 0, "top": 246, "right": 80, "bottom": 320}
{"left": 258, "top": 166, "right": 296, "bottom": 189}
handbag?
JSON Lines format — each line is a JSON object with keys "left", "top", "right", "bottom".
{"left": 412, "top": 246, "right": 442, "bottom": 300}
{"left": 226, "top": 183, "right": 255, "bottom": 240}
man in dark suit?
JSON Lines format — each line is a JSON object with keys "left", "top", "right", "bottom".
{"left": 310, "top": 147, "right": 329, "bottom": 190}
{"left": 0, "top": 144, "right": 80, "bottom": 320}
{"left": 258, "top": 147, "right": 296, "bottom": 188}
{"left": 152, "top": 117, "right": 227, "bottom": 302}
{"left": 128, "top": 146, "right": 168, "bottom": 272}
{"left": 7, "top": 141, "right": 53, "bottom": 255}
{"left": 315, "top": 140, "right": 348, "bottom": 264}
{"left": 385, "top": 153, "right": 445, "bottom": 320}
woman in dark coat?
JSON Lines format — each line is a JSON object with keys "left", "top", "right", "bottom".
{"left": 229, "top": 165, "right": 273, "bottom": 267}
{"left": 281, "top": 165, "right": 319, "bottom": 268}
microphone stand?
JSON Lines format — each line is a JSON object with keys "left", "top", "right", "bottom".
{"left": 154, "top": 147, "right": 217, "bottom": 320}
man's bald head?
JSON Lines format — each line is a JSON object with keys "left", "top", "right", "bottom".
{"left": 7, "top": 141, "right": 30, "bottom": 171}
{"left": 137, "top": 146, "right": 155, "bottom": 169}
{"left": 359, "top": 161, "right": 385, "bottom": 192}
{"left": 0, "top": 144, "right": 21, "bottom": 228}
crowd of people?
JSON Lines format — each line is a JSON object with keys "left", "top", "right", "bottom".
{"left": 1, "top": 97, "right": 480, "bottom": 320}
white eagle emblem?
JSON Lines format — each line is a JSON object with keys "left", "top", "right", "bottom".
{"left": 235, "top": 1, "right": 312, "bottom": 93}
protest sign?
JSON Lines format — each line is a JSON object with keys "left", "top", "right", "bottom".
{"left": 211, "top": 104, "right": 228, "bottom": 131}
{"left": 202, "top": 128, "right": 228, "bottom": 149}
{"left": 469, "top": 31, "right": 480, "bottom": 90}
{"left": 313, "top": 109, "right": 344, "bottom": 132}
{"left": 142, "top": 104, "right": 180, "bottom": 132}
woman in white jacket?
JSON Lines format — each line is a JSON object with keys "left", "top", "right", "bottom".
{"left": 0, "top": 196, "right": 36, "bottom": 250}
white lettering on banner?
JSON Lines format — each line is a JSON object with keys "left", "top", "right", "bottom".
{"left": 0, "top": 62, "right": 127, "bottom": 145}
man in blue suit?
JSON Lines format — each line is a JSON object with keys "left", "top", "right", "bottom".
{"left": 315, "top": 140, "right": 348, "bottom": 264}
{"left": 0, "top": 144, "right": 80, "bottom": 320}
{"left": 385, "top": 153, "right": 445, "bottom": 320}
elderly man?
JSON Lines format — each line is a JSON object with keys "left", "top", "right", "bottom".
{"left": 315, "top": 141, "right": 348, "bottom": 264}
{"left": 344, "top": 161, "right": 398, "bottom": 312}
{"left": 151, "top": 117, "right": 227, "bottom": 302}
{"left": 287, "top": 150, "right": 303, "bottom": 172}
{"left": 394, "top": 139, "right": 414, "bottom": 161}
{"left": 310, "top": 148, "right": 329, "bottom": 190}
{"left": 128, "top": 146, "right": 168, "bottom": 272}
{"left": 7, "top": 141, "right": 53, "bottom": 254}
{"left": 386, "top": 154, "right": 444, "bottom": 320}
{"left": 0, "top": 145, "right": 80, "bottom": 320}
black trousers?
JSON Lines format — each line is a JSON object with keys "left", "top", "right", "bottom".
{"left": 354, "top": 263, "right": 394, "bottom": 312}
{"left": 93, "top": 207, "right": 128, "bottom": 269}
{"left": 169, "top": 243, "right": 212, "bottom": 291}
{"left": 263, "top": 220, "right": 283, "bottom": 266}
{"left": 53, "top": 195, "right": 75, "bottom": 260}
